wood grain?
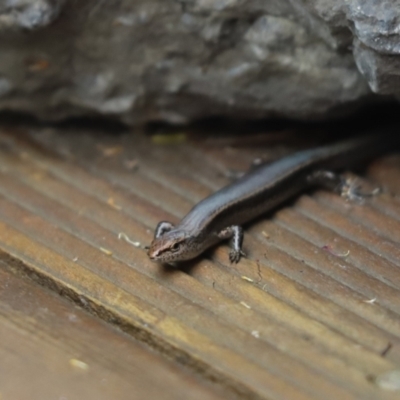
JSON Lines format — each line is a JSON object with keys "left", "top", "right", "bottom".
{"left": 0, "top": 125, "right": 399, "bottom": 399}
{"left": 0, "top": 266, "right": 225, "bottom": 400}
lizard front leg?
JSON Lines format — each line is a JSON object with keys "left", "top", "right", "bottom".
{"left": 218, "top": 225, "right": 246, "bottom": 263}
{"left": 154, "top": 221, "right": 175, "bottom": 239}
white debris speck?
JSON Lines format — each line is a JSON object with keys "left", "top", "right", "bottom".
{"left": 240, "top": 301, "right": 251, "bottom": 309}
{"left": 376, "top": 370, "right": 400, "bottom": 391}
{"left": 118, "top": 232, "right": 141, "bottom": 247}
{"left": 69, "top": 359, "right": 89, "bottom": 371}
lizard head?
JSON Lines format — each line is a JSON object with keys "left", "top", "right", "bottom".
{"left": 147, "top": 230, "right": 194, "bottom": 264}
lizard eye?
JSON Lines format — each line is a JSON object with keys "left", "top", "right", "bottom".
{"left": 170, "top": 243, "right": 181, "bottom": 253}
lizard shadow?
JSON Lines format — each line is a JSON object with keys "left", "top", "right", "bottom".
{"left": 156, "top": 258, "right": 203, "bottom": 277}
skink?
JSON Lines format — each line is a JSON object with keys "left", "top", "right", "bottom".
{"left": 148, "top": 133, "right": 399, "bottom": 264}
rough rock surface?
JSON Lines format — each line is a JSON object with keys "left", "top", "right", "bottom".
{"left": 0, "top": 0, "right": 398, "bottom": 125}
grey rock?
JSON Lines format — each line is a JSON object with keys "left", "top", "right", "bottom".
{"left": 295, "top": 0, "right": 400, "bottom": 95}
{"left": 0, "top": 0, "right": 398, "bottom": 125}
{"left": 0, "top": 0, "right": 65, "bottom": 30}
{"left": 0, "top": 77, "right": 12, "bottom": 97}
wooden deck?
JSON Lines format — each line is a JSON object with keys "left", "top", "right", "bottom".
{"left": 0, "top": 266, "right": 225, "bottom": 400}
{"left": 0, "top": 122, "right": 399, "bottom": 399}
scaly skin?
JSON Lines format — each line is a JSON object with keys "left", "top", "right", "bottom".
{"left": 148, "top": 133, "right": 399, "bottom": 264}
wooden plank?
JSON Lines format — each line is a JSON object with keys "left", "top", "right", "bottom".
{"left": 0, "top": 266, "right": 225, "bottom": 400}
{"left": 0, "top": 125, "right": 399, "bottom": 399}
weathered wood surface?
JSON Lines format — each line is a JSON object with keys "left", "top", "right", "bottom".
{"left": 0, "top": 265, "right": 224, "bottom": 400}
{"left": 0, "top": 124, "right": 399, "bottom": 399}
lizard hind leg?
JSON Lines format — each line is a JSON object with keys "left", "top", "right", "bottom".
{"left": 307, "top": 170, "right": 380, "bottom": 203}
{"left": 339, "top": 178, "right": 381, "bottom": 203}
